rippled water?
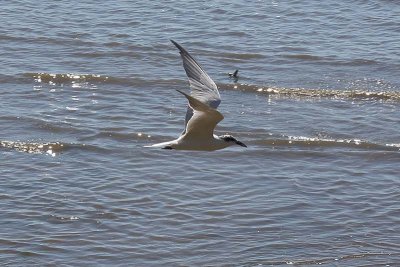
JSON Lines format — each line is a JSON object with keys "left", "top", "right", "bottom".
{"left": 1, "top": 1, "right": 400, "bottom": 266}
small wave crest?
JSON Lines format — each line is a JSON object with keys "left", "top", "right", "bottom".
{"left": 223, "top": 83, "right": 400, "bottom": 102}
{"left": 24, "top": 72, "right": 119, "bottom": 85}
{"left": 0, "top": 140, "right": 102, "bottom": 156}
{"left": 21, "top": 73, "right": 400, "bottom": 102}
{"left": 22, "top": 72, "right": 156, "bottom": 87}
{"left": 1, "top": 141, "right": 66, "bottom": 156}
{"left": 282, "top": 54, "right": 379, "bottom": 66}
{"left": 251, "top": 251, "right": 395, "bottom": 266}
{"left": 282, "top": 54, "right": 325, "bottom": 61}
{"left": 253, "top": 135, "right": 400, "bottom": 152}
{"left": 21, "top": 72, "right": 187, "bottom": 88}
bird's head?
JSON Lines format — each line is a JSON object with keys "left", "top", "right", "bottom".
{"left": 219, "top": 135, "right": 247, "bottom": 148}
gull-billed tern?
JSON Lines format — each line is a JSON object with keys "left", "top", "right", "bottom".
{"left": 148, "top": 40, "right": 247, "bottom": 151}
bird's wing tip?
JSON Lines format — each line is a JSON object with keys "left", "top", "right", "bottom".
{"left": 170, "top": 39, "right": 187, "bottom": 54}
{"left": 176, "top": 89, "right": 187, "bottom": 96}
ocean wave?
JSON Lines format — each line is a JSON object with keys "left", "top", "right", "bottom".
{"left": 18, "top": 72, "right": 400, "bottom": 102}
{"left": 217, "top": 51, "right": 266, "bottom": 60}
{"left": 23, "top": 72, "right": 127, "bottom": 85}
{"left": 0, "top": 140, "right": 104, "bottom": 156}
{"left": 223, "top": 83, "right": 400, "bottom": 102}
{"left": 253, "top": 135, "right": 400, "bottom": 152}
{"left": 2, "top": 135, "right": 399, "bottom": 155}
{"left": 281, "top": 54, "right": 380, "bottom": 66}
{"left": 245, "top": 251, "right": 396, "bottom": 266}
{"left": 140, "top": 132, "right": 400, "bottom": 152}
{"left": 79, "top": 131, "right": 152, "bottom": 142}
{"left": 21, "top": 72, "right": 181, "bottom": 87}
{"left": 282, "top": 54, "right": 325, "bottom": 61}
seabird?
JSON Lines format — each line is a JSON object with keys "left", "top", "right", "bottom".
{"left": 148, "top": 40, "right": 247, "bottom": 151}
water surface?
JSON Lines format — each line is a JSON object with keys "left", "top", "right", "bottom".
{"left": 1, "top": 1, "right": 400, "bottom": 266}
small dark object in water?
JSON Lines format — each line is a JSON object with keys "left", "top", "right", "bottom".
{"left": 228, "top": 69, "right": 239, "bottom": 78}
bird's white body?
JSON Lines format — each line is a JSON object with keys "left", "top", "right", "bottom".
{"left": 150, "top": 134, "right": 232, "bottom": 151}
{"left": 148, "top": 40, "right": 246, "bottom": 151}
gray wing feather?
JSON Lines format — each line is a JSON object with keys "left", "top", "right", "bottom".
{"left": 176, "top": 90, "right": 224, "bottom": 139}
{"left": 170, "top": 40, "right": 221, "bottom": 135}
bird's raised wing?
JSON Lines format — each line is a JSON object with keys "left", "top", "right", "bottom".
{"left": 171, "top": 40, "right": 221, "bottom": 107}
{"left": 177, "top": 90, "right": 223, "bottom": 139}
{"left": 170, "top": 40, "right": 221, "bottom": 135}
